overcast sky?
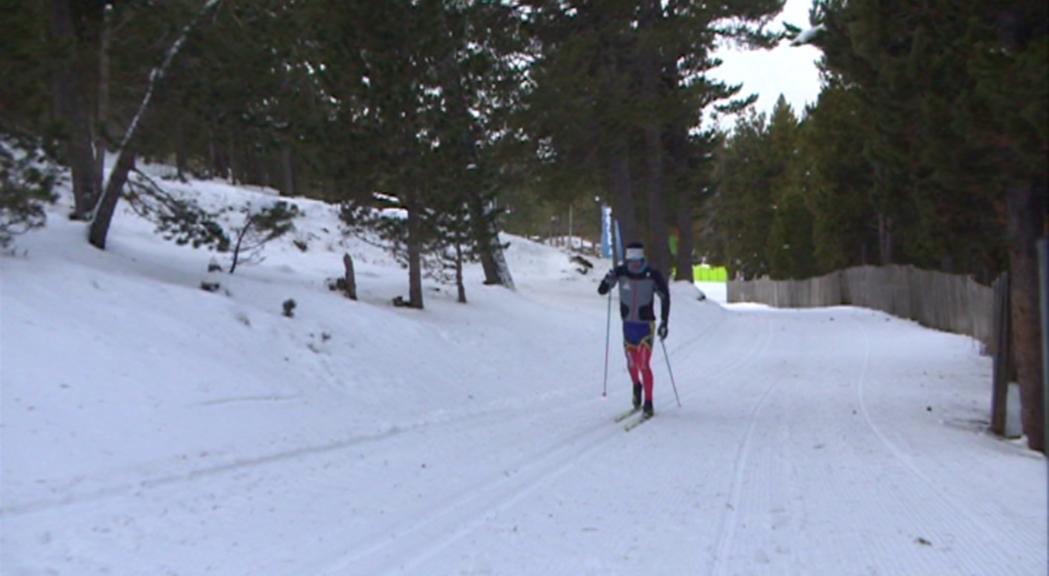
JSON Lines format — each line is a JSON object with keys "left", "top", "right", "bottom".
{"left": 708, "top": 0, "right": 823, "bottom": 131}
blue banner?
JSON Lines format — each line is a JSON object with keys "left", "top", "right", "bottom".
{"left": 614, "top": 219, "right": 624, "bottom": 264}
{"left": 600, "top": 205, "right": 612, "bottom": 258}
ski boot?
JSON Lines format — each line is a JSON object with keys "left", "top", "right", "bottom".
{"left": 632, "top": 383, "right": 643, "bottom": 410}
{"left": 642, "top": 400, "right": 654, "bottom": 418}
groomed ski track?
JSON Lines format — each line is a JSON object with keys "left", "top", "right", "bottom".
{"left": 7, "top": 301, "right": 1044, "bottom": 575}
{"left": 3, "top": 207, "right": 1044, "bottom": 575}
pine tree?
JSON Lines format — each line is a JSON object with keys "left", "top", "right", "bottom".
{"left": 803, "top": 81, "right": 877, "bottom": 271}
{"left": 808, "top": 0, "right": 1047, "bottom": 450}
{"left": 714, "top": 111, "right": 775, "bottom": 280}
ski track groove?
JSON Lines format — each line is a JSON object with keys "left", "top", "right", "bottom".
{"left": 642, "top": 309, "right": 787, "bottom": 575}
{"left": 850, "top": 313, "right": 1028, "bottom": 576}
{"left": 318, "top": 305, "right": 767, "bottom": 576}
{"left": 315, "top": 413, "right": 619, "bottom": 575}
{"left": 706, "top": 315, "right": 778, "bottom": 576}
{"left": 0, "top": 390, "right": 581, "bottom": 518}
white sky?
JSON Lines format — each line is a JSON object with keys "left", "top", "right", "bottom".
{"left": 708, "top": 0, "right": 823, "bottom": 131}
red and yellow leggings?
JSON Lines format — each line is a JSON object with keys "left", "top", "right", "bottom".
{"left": 623, "top": 321, "right": 654, "bottom": 402}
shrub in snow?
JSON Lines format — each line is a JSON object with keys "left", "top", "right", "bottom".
{"left": 200, "top": 281, "right": 221, "bottom": 293}
{"left": 570, "top": 254, "right": 594, "bottom": 275}
{"left": 282, "top": 298, "right": 296, "bottom": 318}
{"left": 228, "top": 201, "right": 301, "bottom": 274}
{"left": 340, "top": 195, "right": 491, "bottom": 306}
{"left": 0, "top": 137, "right": 58, "bottom": 249}
{"left": 124, "top": 170, "right": 229, "bottom": 251}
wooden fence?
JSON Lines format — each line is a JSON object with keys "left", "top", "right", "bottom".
{"left": 728, "top": 265, "right": 996, "bottom": 350}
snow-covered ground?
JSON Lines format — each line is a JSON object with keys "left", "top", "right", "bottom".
{"left": 695, "top": 280, "right": 727, "bottom": 304}
{"left": 1, "top": 175, "right": 1045, "bottom": 576}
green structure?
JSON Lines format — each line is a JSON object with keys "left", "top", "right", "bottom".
{"left": 693, "top": 265, "right": 727, "bottom": 283}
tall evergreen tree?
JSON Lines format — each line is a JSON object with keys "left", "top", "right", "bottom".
{"left": 522, "top": 0, "right": 782, "bottom": 275}
{"left": 806, "top": 0, "right": 1047, "bottom": 450}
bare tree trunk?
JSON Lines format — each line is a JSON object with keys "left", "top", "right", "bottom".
{"left": 1007, "top": 180, "right": 1045, "bottom": 452}
{"left": 877, "top": 213, "right": 893, "bottom": 264}
{"left": 471, "top": 198, "right": 497, "bottom": 281}
{"left": 175, "top": 121, "right": 188, "bottom": 181}
{"left": 95, "top": 3, "right": 111, "bottom": 198}
{"left": 674, "top": 193, "right": 695, "bottom": 282}
{"left": 643, "top": 123, "right": 669, "bottom": 273}
{"left": 606, "top": 134, "right": 638, "bottom": 246}
{"left": 228, "top": 137, "right": 238, "bottom": 184}
{"left": 280, "top": 143, "right": 295, "bottom": 197}
{"left": 342, "top": 253, "right": 357, "bottom": 300}
{"left": 668, "top": 127, "right": 695, "bottom": 281}
{"left": 406, "top": 198, "right": 424, "bottom": 309}
{"left": 639, "top": 0, "right": 670, "bottom": 274}
{"left": 208, "top": 129, "right": 221, "bottom": 178}
{"left": 50, "top": 0, "right": 98, "bottom": 220}
{"left": 88, "top": 149, "right": 134, "bottom": 249}
{"left": 455, "top": 242, "right": 466, "bottom": 304}
{"left": 228, "top": 215, "right": 254, "bottom": 274}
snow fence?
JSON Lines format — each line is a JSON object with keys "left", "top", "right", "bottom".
{"left": 727, "top": 265, "right": 994, "bottom": 349}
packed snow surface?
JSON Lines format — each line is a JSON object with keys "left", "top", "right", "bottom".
{"left": 2, "top": 173, "right": 1045, "bottom": 575}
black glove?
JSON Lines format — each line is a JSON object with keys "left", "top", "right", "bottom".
{"left": 597, "top": 271, "right": 614, "bottom": 295}
{"left": 657, "top": 322, "right": 668, "bottom": 340}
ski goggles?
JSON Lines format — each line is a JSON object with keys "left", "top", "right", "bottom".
{"left": 625, "top": 247, "right": 645, "bottom": 261}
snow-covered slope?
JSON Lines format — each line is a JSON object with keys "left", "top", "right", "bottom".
{"left": 1, "top": 175, "right": 1044, "bottom": 575}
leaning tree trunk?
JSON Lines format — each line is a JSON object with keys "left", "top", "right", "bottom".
{"left": 89, "top": 0, "right": 223, "bottom": 249}
{"left": 50, "top": 0, "right": 98, "bottom": 220}
{"left": 88, "top": 148, "right": 134, "bottom": 249}
{"left": 1007, "top": 180, "right": 1045, "bottom": 452}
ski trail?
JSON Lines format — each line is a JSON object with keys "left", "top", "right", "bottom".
{"left": 319, "top": 306, "right": 767, "bottom": 576}
{"left": 706, "top": 315, "right": 777, "bottom": 576}
{"left": 315, "top": 417, "right": 619, "bottom": 576}
{"left": 850, "top": 313, "right": 1025, "bottom": 575}
{"left": 1, "top": 390, "right": 582, "bottom": 519}
{"left": 661, "top": 308, "right": 774, "bottom": 410}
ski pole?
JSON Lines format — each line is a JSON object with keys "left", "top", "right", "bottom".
{"left": 659, "top": 338, "right": 682, "bottom": 407}
{"left": 602, "top": 289, "right": 612, "bottom": 397}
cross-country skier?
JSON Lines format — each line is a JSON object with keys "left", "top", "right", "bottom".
{"left": 598, "top": 241, "right": 670, "bottom": 417}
